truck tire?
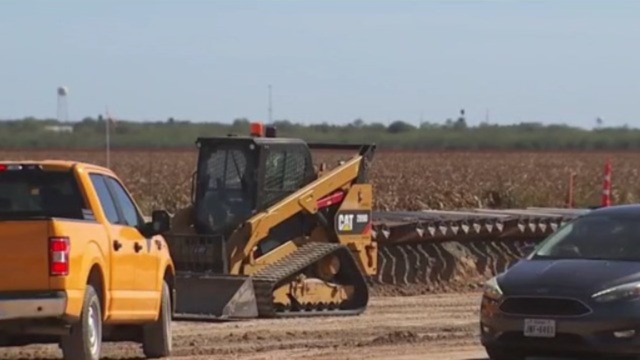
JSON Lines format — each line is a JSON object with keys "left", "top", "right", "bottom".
{"left": 60, "top": 285, "right": 102, "bottom": 360}
{"left": 142, "top": 280, "right": 172, "bottom": 358}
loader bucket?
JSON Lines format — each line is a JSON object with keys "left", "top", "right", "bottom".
{"left": 173, "top": 273, "right": 259, "bottom": 321}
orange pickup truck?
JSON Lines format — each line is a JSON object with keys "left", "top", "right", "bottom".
{"left": 0, "top": 160, "right": 175, "bottom": 360}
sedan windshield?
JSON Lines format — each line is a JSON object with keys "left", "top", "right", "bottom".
{"left": 533, "top": 214, "right": 640, "bottom": 261}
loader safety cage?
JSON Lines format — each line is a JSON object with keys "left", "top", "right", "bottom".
{"left": 168, "top": 233, "right": 229, "bottom": 274}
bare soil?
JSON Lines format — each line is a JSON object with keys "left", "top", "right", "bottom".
{"left": 0, "top": 293, "right": 489, "bottom": 360}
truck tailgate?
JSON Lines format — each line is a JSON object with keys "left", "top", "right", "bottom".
{"left": 0, "top": 221, "right": 50, "bottom": 290}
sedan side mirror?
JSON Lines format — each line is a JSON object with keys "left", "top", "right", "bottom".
{"left": 151, "top": 210, "right": 171, "bottom": 235}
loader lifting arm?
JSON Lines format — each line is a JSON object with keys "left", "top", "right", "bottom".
{"left": 227, "top": 144, "right": 376, "bottom": 275}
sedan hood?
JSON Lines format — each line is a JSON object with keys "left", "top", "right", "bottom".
{"left": 499, "top": 258, "right": 640, "bottom": 296}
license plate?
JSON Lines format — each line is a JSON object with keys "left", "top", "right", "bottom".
{"left": 523, "top": 318, "right": 556, "bottom": 338}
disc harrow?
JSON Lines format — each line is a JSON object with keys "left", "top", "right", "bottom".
{"left": 368, "top": 207, "right": 588, "bottom": 295}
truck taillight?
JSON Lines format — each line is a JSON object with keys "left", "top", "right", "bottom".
{"left": 49, "top": 237, "right": 70, "bottom": 276}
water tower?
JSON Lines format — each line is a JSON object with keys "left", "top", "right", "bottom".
{"left": 57, "top": 86, "right": 69, "bottom": 122}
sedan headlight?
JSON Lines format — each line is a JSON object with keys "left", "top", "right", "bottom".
{"left": 592, "top": 281, "right": 640, "bottom": 303}
{"left": 483, "top": 276, "right": 503, "bottom": 301}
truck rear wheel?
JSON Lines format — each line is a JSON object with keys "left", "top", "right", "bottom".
{"left": 60, "top": 284, "right": 102, "bottom": 360}
{"left": 142, "top": 280, "right": 172, "bottom": 358}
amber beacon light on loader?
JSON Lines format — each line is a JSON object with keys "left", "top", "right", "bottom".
{"left": 163, "top": 121, "right": 378, "bottom": 320}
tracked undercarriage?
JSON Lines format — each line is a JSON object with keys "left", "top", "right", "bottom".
{"left": 252, "top": 242, "right": 369, "bottom": 317}
{"left": 167, "top": 234, "right": 370, "bottom": 320}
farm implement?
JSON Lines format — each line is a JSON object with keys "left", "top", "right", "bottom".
{"left": 368, "top": 207, "right": 588, "bottom": 294}
{"left": 160, "top": 121, "right": 589, "bottom": 321}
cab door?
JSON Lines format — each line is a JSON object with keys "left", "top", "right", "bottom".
{"left": 104, "top": 175, "right": 160, "bottom": 318}
{"left": 89, "top": 173, "right": 138, "bottom": 318}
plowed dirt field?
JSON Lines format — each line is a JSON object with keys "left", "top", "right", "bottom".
{"left": 1, "top": 293, "right": 488, "bottom": 360}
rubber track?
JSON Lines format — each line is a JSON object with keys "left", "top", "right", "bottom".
{"left": 251, "top": 242, "right": 368, "bottom": 318}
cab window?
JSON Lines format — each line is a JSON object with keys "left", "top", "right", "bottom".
{"left": 262, "top": 149, "right": 308, "bottom": 207}
{"left": 89, "top": 174, "right": 119, "bottom": 224}
{"left": 105, "top": 177, "right": 142, "bottom": 228}
{"left": 0, "top": 167, "right": 88, "bottom": 220}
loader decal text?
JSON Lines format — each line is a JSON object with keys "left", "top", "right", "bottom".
{"left": 338, "top": 214, "right": 354, "bottom": 231}
{"left": 335, "top": 210, "right": 371, "bottom": 235}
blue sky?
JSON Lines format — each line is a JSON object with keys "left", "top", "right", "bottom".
{"left": 1, "top": 0, "right": 638, "bottom": 128}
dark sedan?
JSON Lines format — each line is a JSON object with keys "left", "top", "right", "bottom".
{"left": 480, "top": 204, "right": 640, "bottom": 360}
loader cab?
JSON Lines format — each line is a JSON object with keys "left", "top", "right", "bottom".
{"left": 192, "top": 125, "right": 315, "bottom": 237}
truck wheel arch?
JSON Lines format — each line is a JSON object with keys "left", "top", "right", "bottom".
{"left": 79, "top": 241, "right": 107, "bottom": 316}
{"left": 163, "top": 266, "right": 175, "bottom": 315}
{"left": 86, "top": 264, "right": 106, "bottom": 317}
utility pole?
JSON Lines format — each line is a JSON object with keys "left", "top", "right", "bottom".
{"left": 268, "top": 84, "right": 273, "bottom": 123}
{"left": 105, "top": 106, "right": 111, "bottom": 169}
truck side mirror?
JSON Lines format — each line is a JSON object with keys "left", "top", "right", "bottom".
{"left": 151, "top": 210, "right": 171, "bottom": 234}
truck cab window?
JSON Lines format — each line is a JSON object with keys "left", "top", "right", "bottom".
{"left": 89, "top": 174, "right": 119, "bottom": 224}
{"left": 0, "top": 169, "right": 87, "bottom": 220}
{"left": 106, "top": 177, "right": 143, "bottom": 228}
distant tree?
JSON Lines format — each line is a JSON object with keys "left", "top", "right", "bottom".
{"left": 232, "top": 118, "right": 249, "bottom": 126}
{"left": 387, "top": 121, "right": 415, "bottom": 134}
{"left": 453, "top": 117, "right": 467, "bottom": 131}
{"left": 1, "top": 115, "right": 640, "bottom": 150}
{"left": 366, "top": 122, "right": 387, "bottom": 131}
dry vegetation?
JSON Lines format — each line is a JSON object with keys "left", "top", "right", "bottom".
{"left": 2, "top": 149, "right": 638, "bottom": 214}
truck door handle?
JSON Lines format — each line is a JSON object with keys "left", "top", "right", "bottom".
{"left": 134, "top": 242, "right": 143, "bottom": 253}
{"left": 113, "top": 240, "right": 122, "bottom": 251}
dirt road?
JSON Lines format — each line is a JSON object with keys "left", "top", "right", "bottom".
{"left": 0, "top": 292, "right": 489, "bottom": 360}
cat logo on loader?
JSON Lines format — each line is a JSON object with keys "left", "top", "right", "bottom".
{"left": 337, "top": 214, "right": 354, "bottom": 232}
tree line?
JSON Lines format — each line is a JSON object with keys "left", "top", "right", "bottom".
{"left": 1, "top": 116, "right": 639, "bottom": 150}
